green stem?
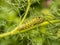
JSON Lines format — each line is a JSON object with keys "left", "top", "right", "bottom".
{"left": 0, "top": 20, "right": 60, "bottom": 38}
{"left": 19, "top": 0, "right": 31, "bottom": 25}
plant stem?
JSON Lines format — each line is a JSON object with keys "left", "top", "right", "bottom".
{"left": 0, "top": 20, "right": 60, "bottom": 38}
{"left": 19, "top": 0, "right": 31, "bottom": 25}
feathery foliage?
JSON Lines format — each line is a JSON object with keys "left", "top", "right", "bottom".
{"left": 0, "top": 0, "right": 60, "bottom": 45}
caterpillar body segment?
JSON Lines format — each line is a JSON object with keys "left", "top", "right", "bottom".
{"left": 18, "top": 17, "right": 43, "bottom": 30}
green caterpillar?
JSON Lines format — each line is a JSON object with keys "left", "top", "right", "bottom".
{"left": 18, "top": 17, "right": 43, "bottom": 30}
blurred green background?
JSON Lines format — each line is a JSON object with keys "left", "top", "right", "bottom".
{"left": 0, "top": 0, "right": 60, "bottom": 45}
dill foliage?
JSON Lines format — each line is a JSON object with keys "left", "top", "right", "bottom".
{"left": 0, "top": 0, "right": 60, "bottom": 45}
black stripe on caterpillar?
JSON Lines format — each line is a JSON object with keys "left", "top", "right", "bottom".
{"left": 18, "top": 17, "right": 43, "bottom": 30}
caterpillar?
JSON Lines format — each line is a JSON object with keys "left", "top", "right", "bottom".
{"left": 18, "top": 17, "right": 43, "bottom": 30}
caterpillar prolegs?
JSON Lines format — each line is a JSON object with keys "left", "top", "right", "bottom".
{"left": 18, "top": 17, "right": 43, "bottom": 30}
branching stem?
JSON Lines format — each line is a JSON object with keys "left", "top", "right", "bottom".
{"left": 0, "top": 20, "right": 60, "bottom": 38}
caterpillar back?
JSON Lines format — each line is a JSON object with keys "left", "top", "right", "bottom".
{"left": 18, "top": 17, "right": 43, "bottom": 30}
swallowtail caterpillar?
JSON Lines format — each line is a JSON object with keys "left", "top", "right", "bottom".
{"left": 18, "top": 17, "right": 43, "bottom": 30}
